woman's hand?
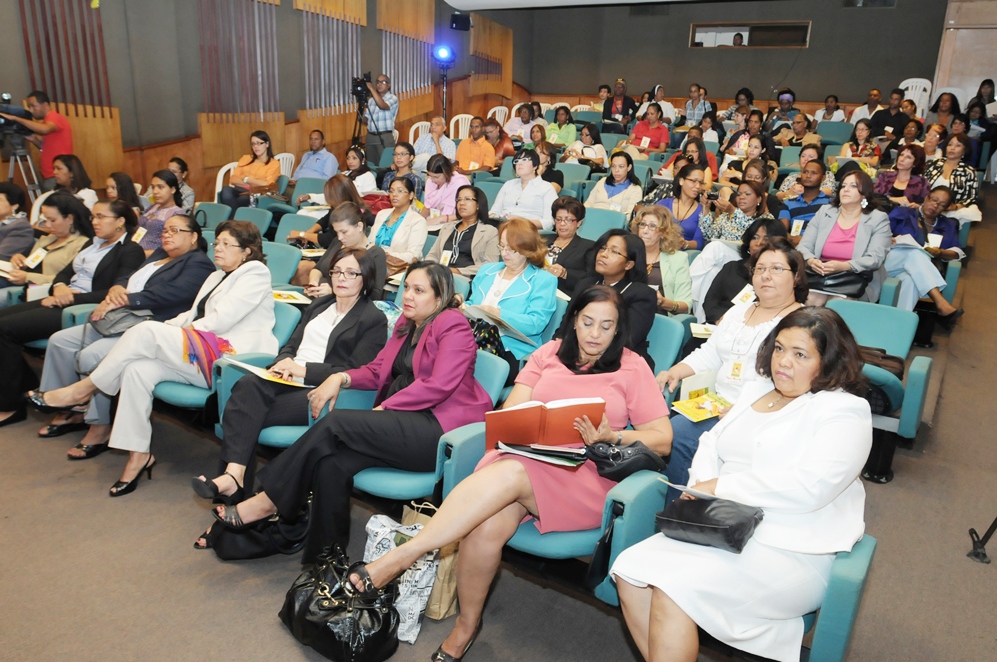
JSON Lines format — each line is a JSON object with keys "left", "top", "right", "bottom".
{"left": 681, "top": 478, "right": 719, "bottom": 500}
{"left": 890, "top": 196, "right": 910, "bottom": 207}
{"left": 787, "top": 183, "right": 805, "bottom": 199}
{"left": 90, "top": 299, "right": 123, "bottom": 321}
{"left": 5, "top": 269, "right": 28, "bottom": 285}
{"left": 656, "top": 367, "right": 684, "bottom": 393}
{"left": 8, "top": 254, "right": 26, "bottom": 269}
{"left": 545, "top": 264, "right": 567, "bottom": 279}
{"left": 269, "top": 357, "right": 306, "bottom": 381}
{"left": 806, "top": 258, "right": 825, "bottom": 275}
{"left": 105, "top": 285, "right": 130, "bottom": 307}
{"left": 574, "top": 414, "right": 614, "bottom": 446}
{"left": 47, "top": 284, "right": 76, "bottom": 308}
{"left": 713, "top": 195, "right": 735, "bottom": 215}
{"left": 476, "top": 304, "right": 501, "bottom": 317}
{"left": 820, "top": 260, "right": 851, "bottom": 274}
{"left": 308, "top": 373, "right": 344, "bottom": 419}
{"left": 304, "top": 282, "right": 332, "bottom": 298}
{"left": 656, "top": 292, "right": 669, "bottom": 310}
{"left": 296, "top": 194, "right": 310, "bottom": 205}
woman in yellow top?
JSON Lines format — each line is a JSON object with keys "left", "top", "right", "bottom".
{"left": 218, "top": 130, "right": 282, "bottom": 212}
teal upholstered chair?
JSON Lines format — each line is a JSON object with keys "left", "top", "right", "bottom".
{"left": 477, "top": 181, "right": 505, "bottom": 208}
{"left": 646, "top": 314, "right": 685, "bottom": 374}
{"left": 193, "top": 202, "right": 232, "bottom": 229}
{"left": 554, "top": 162, "right": 591, "bottom": 184}
{"left": 878, "top": 262, "right": 962, "bottom": 307}
{"left": 152, "top": 301, "right": 300, "bottom": 410}
{"left": 261, "top": 241, "right": 302, "bottom": 285}
{"left": 778, "top": 146, "right": 803, "bottom": 175}
{"left": 265, "top": 177, "right": 328, "bottom": 217}
{"left": 826, "top": 299, "right": 931, "bottom": 447}
{"left": 818, "top": 121, "right": 853, "bottom": 146}
{"left": 232, "top": 207, "right": 274, "bottom": 237}
{"left": 274, "top": 214, "right": 317, "bottom": 245}
{"left": 577, "top": 208, "right": 627, "bottom": 241}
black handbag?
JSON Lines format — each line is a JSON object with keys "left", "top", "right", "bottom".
{"left": 804, "top": 269, "right": 873, "bottom": 299}
{"left": 279, "top": 545, "right": 400, "bottom": 662}
{"left": 469, "top": 318, "right": 503, "bottom": 356}
{"left": 585, "top": 441, "right": 666, "bottom": 482}
{"left": 206, "top": 510, "right": 310, "bottom": 561}
{"left": 656, "top": 497, "right": 764, "bottom": 554}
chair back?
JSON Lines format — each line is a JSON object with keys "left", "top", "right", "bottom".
{"left": 449, "top": 114, "right": 474, "bottom": 140}
{"left": 647, "top": 314, "right": 685, "bottom": 373}
{"left": 577, "top": 208, "right": 627, "bottom": 242}
{"left": 477, "top": 181, "right": 505, "bottom": 208}
{"left": 817, "top": 122, "right": 853, "bottom": 146}
{"left": 409, "top": 121, "right": 431, "bottom": 144}
{"left": 475, "top": 350, "right": 511, "bottom": 406}
{"left": 899, "top": 78, "right": 931, "bottom": 117}
{"left": 422, "top": 234, "right": 437, "bottom": 258}
{"left": 274, "top": 213, "right": 316, "bottom": 245}
{"left": 291, "top": 177, "right": 329, "bottom": 209}
{"left": 631, "top": 162, "right": 655, "bottom": 189}
{"left": 541, "top": 296, "right": 569, "bottom": 344}
{"left": 510, "top": 102, "right": 528, "bottom": 118}
{"left": 487, "top": 106, "right": 509, "bottom": 125}
{"left": 779, "top": 146, "right": 802, "bottom": 167}
{"left": 684, "top": 249, "right": 701, "bottom": 264}
{"left": 273, "top": 301, "right": 302, "bottom": 346}
{"left": 570, "top": 104, "right": 591, "bottom": 113}
{"left": 601, "top": 133, "right": 625, "bottom": 150}
{"left": 193, "top": 202, "right": 232, "bottom": 229}
{"left": 378, "top": 149, "right": 396, "bottom": 169}
{"left": 275, "top": 152, "right": 295, "bottom": 177}
{"left": 498, "top": 158, "right": 516, "bottom": 181}
{"left": 826, "top": 299, "right": 917, "bottom": 359}
{"left": 262, "top": 241, "right": 303, "bottom": 285}
{"left": 703, "top": 141, "right": 719, "bottom": 155}
{"left": 574, "top": 110, "right": 602, "bottom": 126}
{"left": 29, "top": 190, "right": 55, "bottom": 228}
{"left": 214, "top": 161, "right": 238, "bottom": 201}
{"left": 555, "top": 162, "right": 592, "bottom": 184}
{"left": 232, "top": 207, "right": 274, "bottom": 237}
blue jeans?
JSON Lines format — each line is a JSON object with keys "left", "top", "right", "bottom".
{"left": 666, "top": 414, "right": 719, "bottom": 504}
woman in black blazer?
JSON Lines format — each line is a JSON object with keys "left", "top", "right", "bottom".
{"left": 29, "top": 214, "right": 215, "bottom": 454}
{"left": 545, "top": 196, "right": 595, "bottom": 296}
{"left": 191, "top": 246, "right": 388, "bottom": 517}
{"left": 0, "top": 199, "right": 145, "bottom": 426}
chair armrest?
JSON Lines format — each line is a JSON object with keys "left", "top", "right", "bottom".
{"left": 808, "top": 535, "right": 877, "bottom": 662}
{"left": 898, "top": 356, "right": 932, "bottom": 440}
{"left": 214, "top": 353, "right": 276, "bottom": 425}
{"left": 878, "top": 277, "right": 901, "bottom": 307}
{"left": 438, "top": 422, "right": 486, "bottom": 499}
{"left": 303, "top": 389, "right": 378, "bottom": 428}
{"left": 61, "top": 304, "right": 98, "bottom": 328}
{"left": 592, "top": 470, "right": 670, "bottom": 606}
{"left": 273, "top": 284, "right": 305, "bottom": 293}
{"left": 942, "top": 260, "right": 961, "bottom": 304}
{"left": 2, "top": 285, "right": 24, "bottom": 306}
{"left": 672, "top": 313, "right": 695, "bottom": 348}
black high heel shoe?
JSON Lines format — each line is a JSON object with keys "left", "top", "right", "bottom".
{"left": 25, "top": 390, "right": 90, "bottom": 414}
{"left": 0, "top": 407, "right": 27, "bottom": 428}
{"left": 191, "top": 471, "right": 244, "bottom": 505}
{"left": 109, "top": 456, "right": 156, "bottom": 497}
{"left": 431, "top": 619, "right": 483, "bottom": 662}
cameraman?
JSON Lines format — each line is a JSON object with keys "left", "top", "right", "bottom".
{"left": 0, "top": 91, "right": 73, "bottom": 192}
{"left": 363, "top": 74, "right": 398, "bottom": 167}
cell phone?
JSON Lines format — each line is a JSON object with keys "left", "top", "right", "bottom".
{"left": 706, "top": 192, "right": 719, "bottom": 201}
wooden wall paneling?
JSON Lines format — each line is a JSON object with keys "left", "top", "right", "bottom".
{"left": 469, "top": 13, "right": 513, "bottom": 99}
{"left": 293, "top": 0, "right": 366, "bottom": 25}
{"left": 933, "top": 1, "right": 997, "bottom": 95}
{"left": 198, "top": 112, "right": 286, "bottom": 168}
{"left": 376, "top": 0, "right": 433, "bottom": 42}
{"left": 57, "top": 103, "right": 124, "bottom": 185}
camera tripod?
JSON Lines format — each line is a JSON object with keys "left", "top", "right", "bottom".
{"left": 351, "top": 94, "right": 385, "bottom": 153}
{"left": 8, "top": 143, "right": 42, "bottom": 204}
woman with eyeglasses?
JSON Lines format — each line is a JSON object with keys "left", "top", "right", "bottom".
{"left": 305, "top": 202, "right": 387, "bottom": 300}
{"left": 136, "top": 169, "right": 186, "bottom": 256}
{"left": 0, "top": 193, "right": 91, "bottom": 293}
{"left": 657, "top": 163, "right": 706, "bottom": 250}
{"left": 191, "top": 247, "right": 389, "bottom": 532}
{"left": 366, "top": 177, "right": 429, "bottom": 275}
{"left": 835, "top": 119, "right": 881, "bottom": 169}
{"left": 657, "top": 237, "right": 806, "bottom": 502}
{"left": 28, "top": 214, "right": 214, "bottom": 452}
{"left": 33, "top": 221, "right": 277, "bottom": 496}
{"left": 545, "top": 196, "right": 595, "bottom": 296}
{"left": 218, "top": 131, "right": 282, "bottom": 212}
{"left": 561, "top": 122, "right": 607, "bottom": 168}
{"left": 0, "top": 198, "right": 145, "bottom": 427}
{"left": 381, "top": 141, "right": 424, "bottom": 200}
{"left": 426, "top": 185, "right": 500, "bottom": 278}
{"left": 572, "top": 229, "right": 657, "bottom": 368}
{"left": 586, "top": 151, "right": 644, "bottom": 216}
{"left": 489, "top": 149, "right": 559, "bottom": 231}
{"left": 632, "top": 206, "right": 692, "bottom": 316}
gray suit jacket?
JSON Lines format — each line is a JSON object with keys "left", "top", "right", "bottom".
{"left": 798, "top": 205, "right": 892, "bottom": 302}
{"left": 426, "top": 221, "right": 500, "bottom": 277}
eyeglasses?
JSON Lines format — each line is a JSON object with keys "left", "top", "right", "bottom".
{"left": 554, "top": 216, "right": 578, "bottom": 224}
{"left": 92, "top": 213, "right": 119, "bottom": 221}
{"left": 751, "top": 265, "right": 788, "bottom": 275}
{"left": 330, "top": 269, "right": 362, "bottom": 280}
{"left": 455, "top": 196, "right": 477, "bottom": 203}
{"left": 161, "top": 227, "right": 193, "bottom": 237}
{"left": 250, "top": 140, "right": 267, "bottom": 147}
{"left": 497, "top": 244, "right": 519, "bottom": 254}
{"left": 598, "top": 246, "right": 627, "bottom": 259}
{"left": 213, "top": 241, "right": 241, "bottom": 250}
{"left": 636, "top": 222, "right": 660, "bottom": 231}
{"left": 376, "top": 79, "right": 388, "bottom": 84}
{"left": 512, "top": 158, "right": 532, "bottom": 165}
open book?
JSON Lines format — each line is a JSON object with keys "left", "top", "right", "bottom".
{"left": 485, "top": 398, "right": 606, "bottom": 450}
{"left": 273, "top": 290, "right": 313, "bottom": 305}
{"left": 462, "top": 304, "right": 537, "bottom": 347}
{"left": 0, "top": 259, "right": 12, "bottom": 280}
{"left": 672, "top": 392, "right": 732, "bottom": 423}
{"left": 496, "top": 442, "right": 587, "bottom": 467}
{"left": 300, "top": 248, "right": 326, "bottom": 259}
{"left": 226, "top": 359, "right": 313, "bottom": 388}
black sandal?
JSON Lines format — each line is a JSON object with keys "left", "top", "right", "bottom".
{"left": 191, "top": 472, "right": 244, "bottom": 504}
{"left": 67, "top": 441, "right": 109, "bottom": 461}
{"left": 211, "top": 504, "right": 247, "bottom": 530}
{"left": 39, "top": 421, "right": 88, "bottom": 438}
{"left": 346, "top": 562, "right": 380, "bottom": 600}
{"left": 25, "top": 390, "right": 90, "bottom": 414}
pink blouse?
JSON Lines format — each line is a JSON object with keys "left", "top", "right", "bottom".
{"left": 423, "top": 173, "right": 471, "bottom": 216}
{"left": 821, "top": 221, "right": 858, "bottom": 262}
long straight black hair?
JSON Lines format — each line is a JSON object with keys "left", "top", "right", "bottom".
{"left": 556, "top": 284, "right": 630, "bottom": 375}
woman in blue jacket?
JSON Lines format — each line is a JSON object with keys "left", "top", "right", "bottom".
{"left": 466, "top": 218, "right": 557, "bottom": 383}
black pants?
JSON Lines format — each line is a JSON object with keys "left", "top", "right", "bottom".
{"left": 218, "top": 186, "right": 251, "bottom": 211}
{"left": 0, "top": 300, "right": 63, "bottom": 409}
{"left": 219, "top": 375, "right": 311, "bottom": 493}
{"left": 258, "top": 407, "right": 443, "bottom": 563}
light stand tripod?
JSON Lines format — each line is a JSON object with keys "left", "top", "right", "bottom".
{"left": 439, "top": 63, "right": 454, "bottom": 123}
{"left": 968, "top": 514, "right": 997, "bottom": 564}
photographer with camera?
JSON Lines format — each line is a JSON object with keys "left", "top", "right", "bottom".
{"left": 361, "top": 74, "right": 398, "bottom": 167}
{"left": 0, "top": 91, "right": 73, "bottom": 192}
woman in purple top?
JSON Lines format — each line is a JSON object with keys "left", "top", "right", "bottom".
{"left": 136, "top": 170, "right": 184, "bottom": 254}
{"left": 208, "top": 261, "right": 492, "bottom": 562}
{"left": 657, "top": 163, "right": 706, "bottom": 249}
{"left": 421, "top": 153, "right": 471, "bottom": 222}
{"left": 874, "top": 144, "right": 931, "bottom": 208}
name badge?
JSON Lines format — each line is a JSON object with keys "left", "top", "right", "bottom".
{"left": 440, "top": 249, "right": 453, "bottom": 266}
{"left": 429, "top": 208, "right": 441, "bottom": 219}
{"left": 731, "top": 284, "right": 756, "bottom": 305}
{"left": 609, "top": 203, "right": 622, "bottom": 212}
{"left": 24, "top": 248, "right": 48, "bottom": 269}
{"left": 728, "top": 361, "right": 744, "bottom": 383}
{"left": 639, "top": 137, "right": 651, "bottom": 149}
{"left": 469, "top": 161, "right": 480, "bottom": 170}
{"left": 131, "top": 226, "right": 148, "bottom": 244}
{"left": 791, "top": 219, "right": 805, "bottom": 237}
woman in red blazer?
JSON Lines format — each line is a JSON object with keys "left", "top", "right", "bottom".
{"left": 204, "top": 261, "right": 492, "bottom": 562}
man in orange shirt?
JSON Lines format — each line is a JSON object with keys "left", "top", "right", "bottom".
{"left": 0, "top": 90, "right": 73, "bottom": 191}
{"left": 454, "top": 116, "right": 495, "bottom": 176}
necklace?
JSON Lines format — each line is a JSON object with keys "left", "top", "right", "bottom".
{"left": 767, "top": 393, "right": 787, "bottom": 409}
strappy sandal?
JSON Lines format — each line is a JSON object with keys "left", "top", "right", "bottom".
{"left": 211, "top": 504, "right": 247, "bottom": 530}
{"left": 345, "top": 562, "right": 381, "bottom": 600}
{"left": 67, "top": 441, "right": 109, "bottom": 461}
{"left": 25, "top": 390, "right": 90, "bottom": 414}
{"left": 40, "top": 421, "right": 88, "bottom": 438}
{"left": 191, "top": 472, "right": 244, "bottom": 504}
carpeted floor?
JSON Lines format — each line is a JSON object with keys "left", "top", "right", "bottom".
{"left": 2, "top": 189, "right": 996, "bottom": 661}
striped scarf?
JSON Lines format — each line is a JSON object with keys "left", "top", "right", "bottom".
{"left": 180, "top": 327, "right": 235, "bottom": 387}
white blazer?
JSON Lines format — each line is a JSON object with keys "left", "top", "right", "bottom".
{"left": 688, "top": 381, "right": 872, "bottom": 555}
{"left": 367, "top": 207, "right": 429, "bottom": 264}
{"left": 167, "top": 260, "right": 277, "bottom": 355}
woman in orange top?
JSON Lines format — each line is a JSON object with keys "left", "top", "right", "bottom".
{"left": 218, "top": 130, "right": 282, "bottom": 212}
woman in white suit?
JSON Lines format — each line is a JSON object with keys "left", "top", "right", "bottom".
{"left": 37, "top": 221, "right": 277, "bottom": 497}
{"left": 797, "top": 170, "right": 892, "bottom": 303}
{"left": 613, "top": 307, "right": 872, "bottom": 662}
{"left": 366, "top": 177, "right": 428, "bottom": 275}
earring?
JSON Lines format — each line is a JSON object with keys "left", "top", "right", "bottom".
{"left": 860, "top": 199, "right": 868, "bottom": 209}
{"left": 116, "top": 226, "right": 123, "bottom": 231}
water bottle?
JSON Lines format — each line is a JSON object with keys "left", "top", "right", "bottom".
{"left": 249, "top": 193, "right": 258, "bottom": 208}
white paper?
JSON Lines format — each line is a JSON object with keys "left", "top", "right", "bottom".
{"left": 656, "top": 477, "right": 718, "bottom": 501}
{"left": 893, "top": 234, "right": 923, "bottom": 248}
{"left": 26, "top": 283, "right": 51, "bottom": 301}
{"left": 225, "top": 358, "right": 313, "bottom": 388}
{"left": 679, "top": 370, "right": 718, "bottom": 401}
{"left": 926, "top": 233, "right": 943, "bottom": 249}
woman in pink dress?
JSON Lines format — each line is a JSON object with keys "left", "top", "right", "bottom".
{"left": 344, "top": 284, "right": 672, "bottom": 661}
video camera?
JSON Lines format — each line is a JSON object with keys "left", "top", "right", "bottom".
{"left": 351, "top": 73, "right": 371, "bottom": 101}
{"left": 0, "top": 94, "right": 34, "bottom": 152}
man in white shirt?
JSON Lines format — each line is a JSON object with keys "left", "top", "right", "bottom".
{"left": 849, "top": 89, "right": 884, "bottom": 124}
{"left": 413, "top": 116, "right": 456, "bottom": 171}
